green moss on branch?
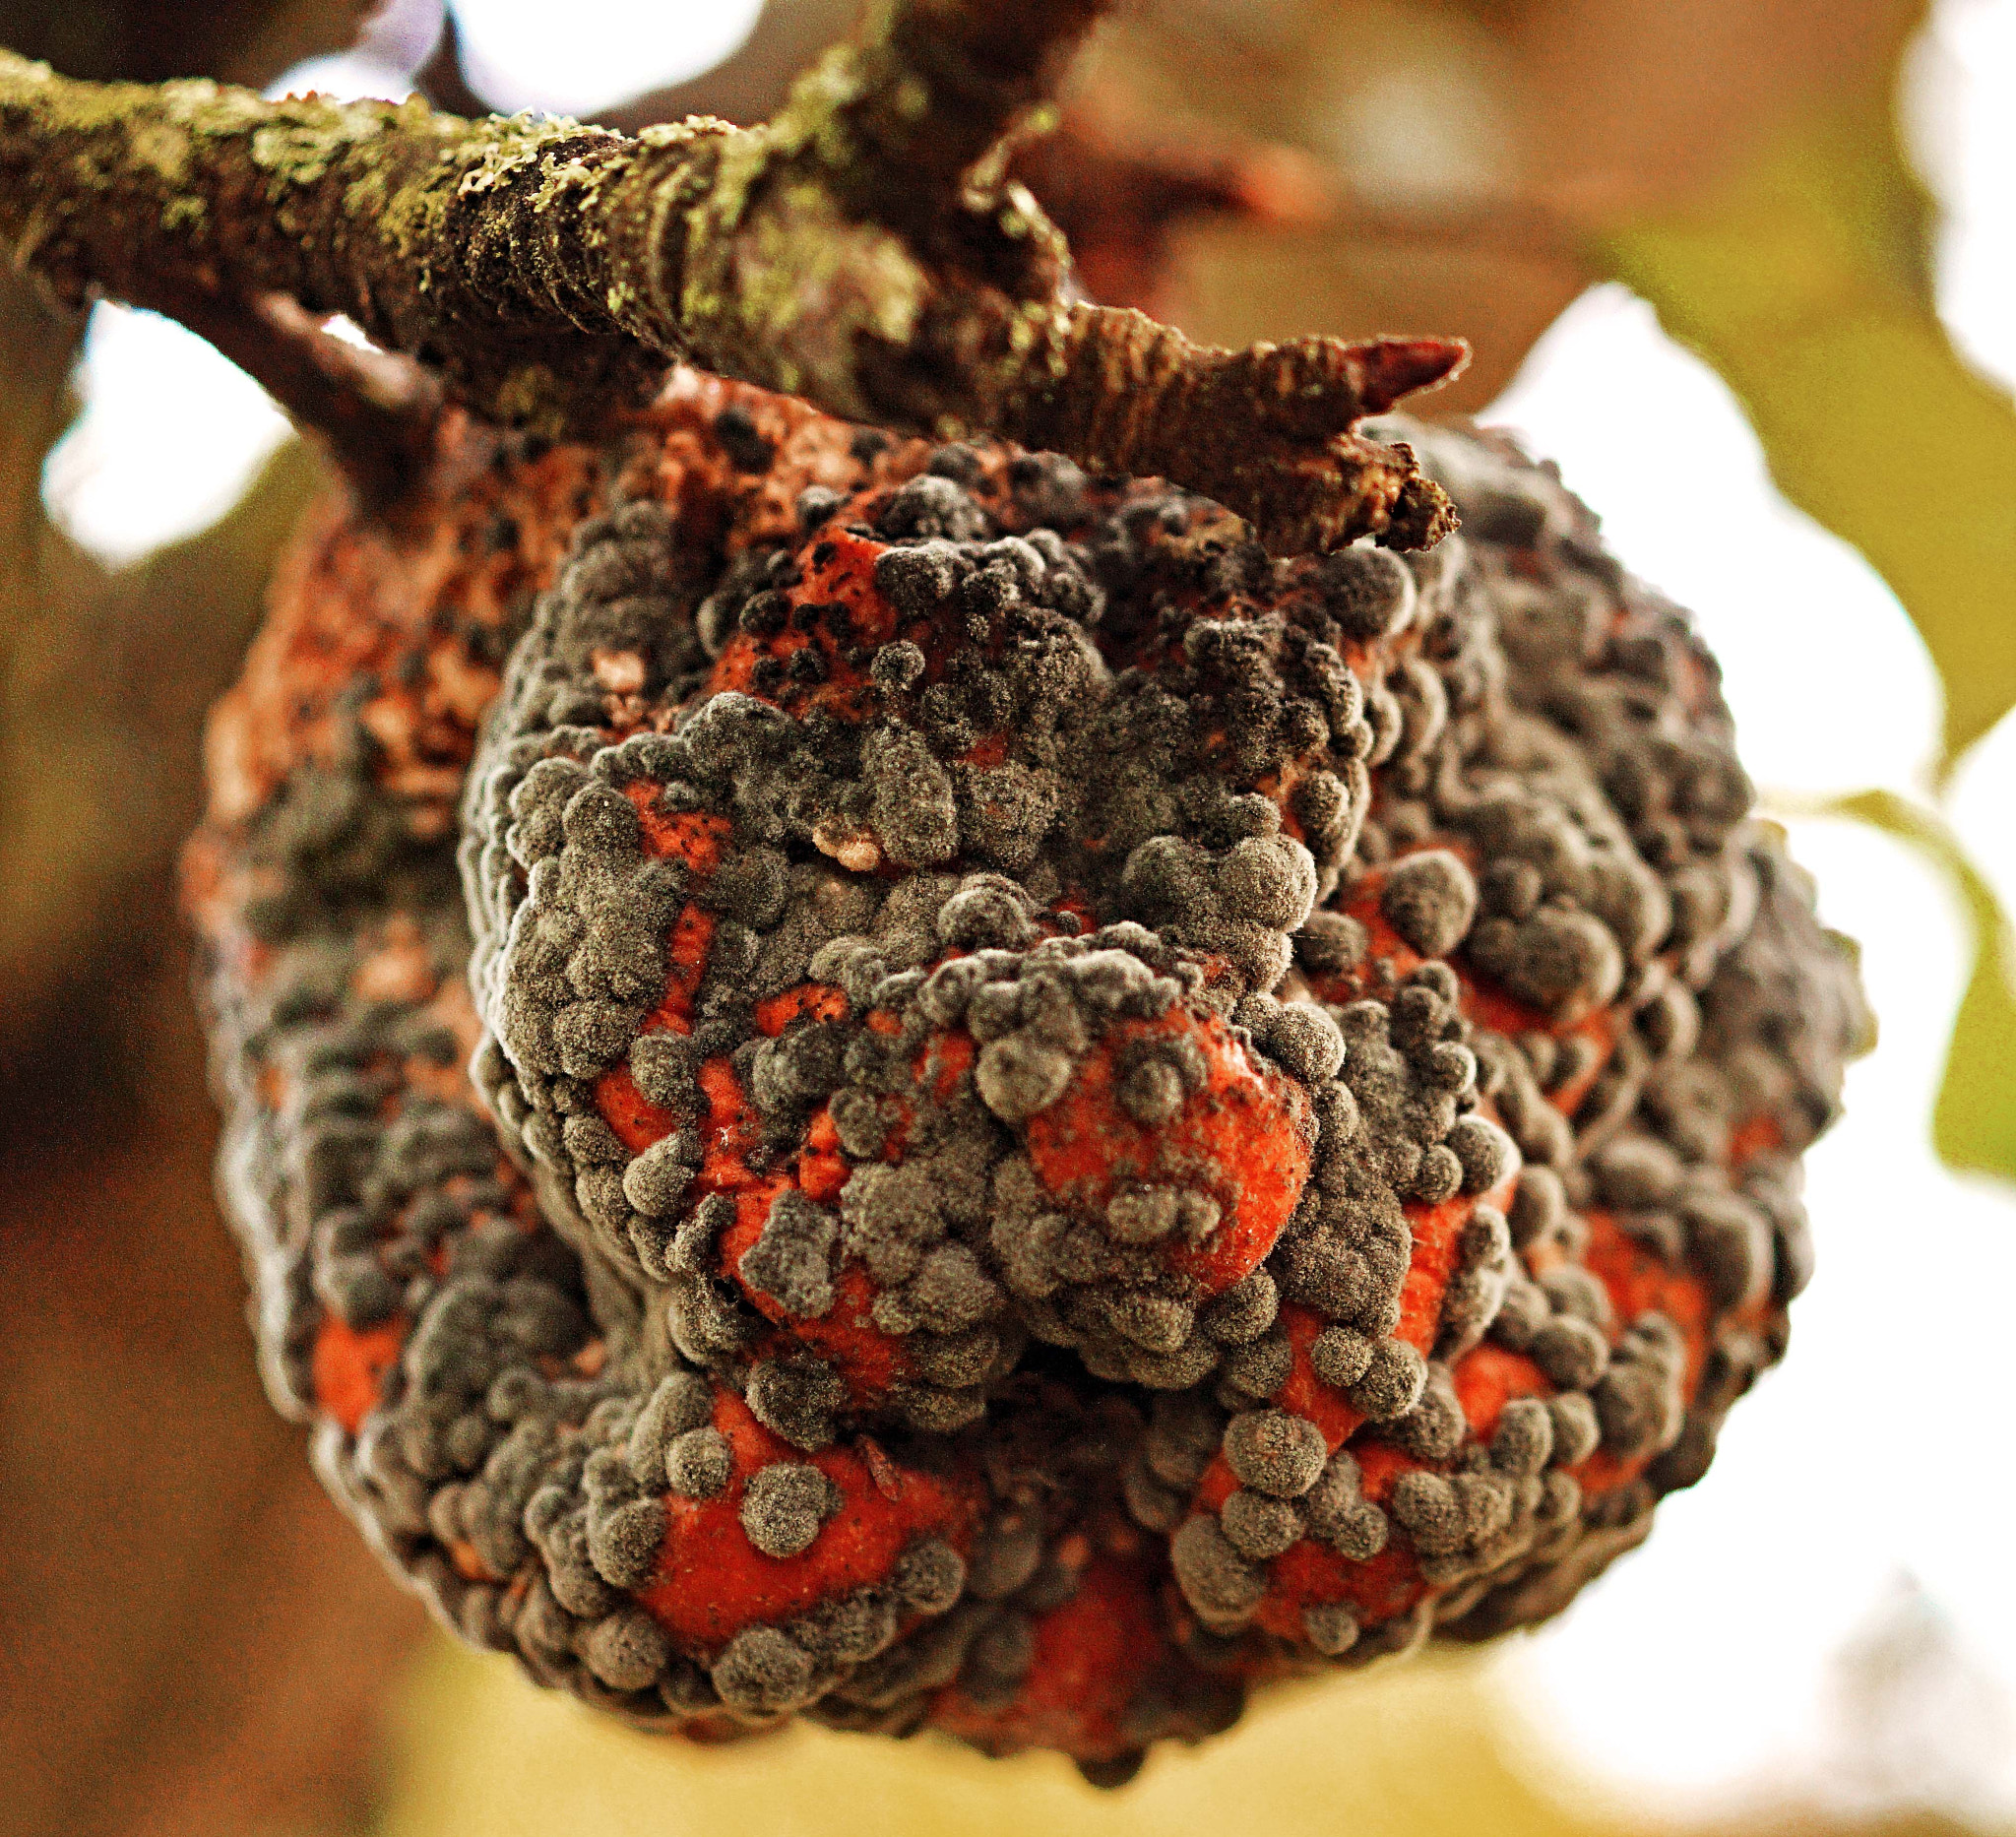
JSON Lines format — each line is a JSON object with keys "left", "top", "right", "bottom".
{"left": 0, "top": 0, "right": 1462, "bottom": 552}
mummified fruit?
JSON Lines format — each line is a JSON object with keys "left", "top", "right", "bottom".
{"left": 185, "top": 369, "right": 1866, "bottom": 1783}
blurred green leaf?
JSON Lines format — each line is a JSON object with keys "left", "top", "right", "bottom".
{"left": 1836, "top": 788, "right": 2016, "bottom": 1183}
{"left": 1601, "top": 102, "right": 2016, "bottom": 772}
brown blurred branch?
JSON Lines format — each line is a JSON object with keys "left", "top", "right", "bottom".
{"left": 1010, "top": 110, "right": 1583, "bottom": 326}
{"left": 411, "top": 4, "right": 488, "bottom": 120}
{"left": 0, "top": 0, "right": 1465, "bottom": 552}
{"left": 165, "top": 288, "right": 441, "bottom": 509}
{"left": 0, "top": 0, "right": 379, "bottom": 88}
{"left": 594, "top": 0, "right": 860, "bottom": 133}
{"left": 0, "top": 427, "right": 326, "bottom": 1046}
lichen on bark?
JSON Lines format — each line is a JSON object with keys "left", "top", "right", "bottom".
{"left": 0, "top": 0, "right": 1466, "bottom": 553}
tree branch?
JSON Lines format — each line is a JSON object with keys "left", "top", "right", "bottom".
{"left": 156, "top": 287, "right": 439, "bottom": 509}
{"left": 593, "top": 0, "right": 858, "bottom": 136}
{"left": 790, "top": 0, "right": 1108, "bottom": 232}
{"left": 0, "top": 0, "right": 1465, "bottom": 553}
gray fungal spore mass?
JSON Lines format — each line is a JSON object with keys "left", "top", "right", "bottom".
{"left": 188, "top": 376, "right": 1866, "bottom": 1783}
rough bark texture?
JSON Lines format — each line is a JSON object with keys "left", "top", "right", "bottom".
{"left": 0, "top": 0, "right": 1464, "bottom": 554}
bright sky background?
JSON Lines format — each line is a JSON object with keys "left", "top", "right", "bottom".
{"left": 1485, "top": 6, "right": 2016, "bottom": 1816}
{"left": 38, "top": 0, "right": 773, "bottom": 563}
{"left": 33, "top": 0, "right": 2016, "bottom": 1819}
{"left": 1485, "top": 285, "right": 2016, "bottom": 1823}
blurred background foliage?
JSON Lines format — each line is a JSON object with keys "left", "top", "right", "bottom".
{"left": 2, "top": 2, "right": 2013, "bottom": 1835}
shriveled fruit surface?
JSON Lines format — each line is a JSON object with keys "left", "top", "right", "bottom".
{"left": 186, "top": 369, "right": 1866, "bottom": 1784}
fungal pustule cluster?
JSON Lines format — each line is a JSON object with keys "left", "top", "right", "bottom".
{"left": 187, "top": 374, "right": 1866, "bottom": 1784}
